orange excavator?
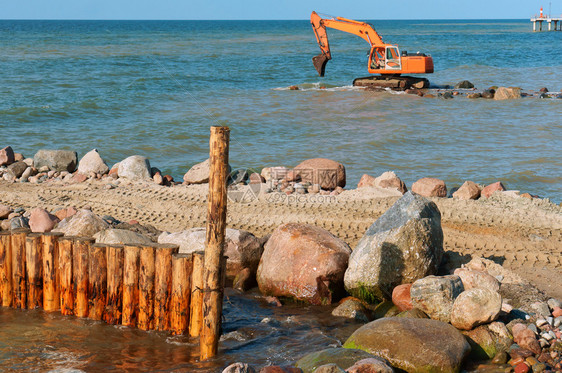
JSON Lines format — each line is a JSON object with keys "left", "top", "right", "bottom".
{"left": 311, "top": 11, "right": 434, "bottom": 88}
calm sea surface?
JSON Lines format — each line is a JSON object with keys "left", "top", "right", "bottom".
{"left": 0, "top": 20, "right": 561, "bottom": 371}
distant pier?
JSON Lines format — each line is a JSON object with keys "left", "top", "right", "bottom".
{"left": 531, "top": 16, "right": 562, "bottom": 31}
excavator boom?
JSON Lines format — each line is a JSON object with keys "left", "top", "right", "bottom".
{"left": 310, "top": 11, "right": 433, "bottom": 77}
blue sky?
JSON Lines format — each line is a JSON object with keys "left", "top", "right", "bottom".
{"left": 3, "top": 0, "right": 559, "bottom": 20}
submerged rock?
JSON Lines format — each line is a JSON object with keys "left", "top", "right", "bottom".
{"left": 296, "top": 348, "right": 377, "bottom": 373}
{"left": 344, "top": 192, "right": 443, "bottom": 303}
{"left": 257, "top": 223, "right": 350, "bottom": 305}
{"left": 343, "top": 317, "right": 471, "bottom": 373}
{"left": 494, "top": 87, "right": 522, "bottom": 100}
{"left": 455, "top": 80, "right": 475, "bottom": 89}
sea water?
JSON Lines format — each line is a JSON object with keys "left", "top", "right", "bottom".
{"left": 0, "top": 20, "right": 560, "bottom": 201}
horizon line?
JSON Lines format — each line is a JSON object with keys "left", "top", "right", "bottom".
{"left": 0, "top": 17, "right": 533, "bottom": 21}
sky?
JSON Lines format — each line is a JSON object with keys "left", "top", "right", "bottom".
{"left": 3, "top": 0, "right": 560, "bottom": 20}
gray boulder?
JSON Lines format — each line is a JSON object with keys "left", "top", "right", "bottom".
{"left": 118, "top": 155, "right": 151, "bottom": 180}
{"left": 343, "top": 318, "right": 471, "bottom": 373}
{"left": 410, "top": 275, "right": 464, "bottom": 323}
{"left": 77, "top": 149, "right": 109, "bottom": 175}
{"left": 34, "top": 149, "right": 78, "bottom": 172}
{"left": 53, "top": 209, "right": 110, "bottom": 237}
{"left": 344, "top": 192, "right": 444, "bottom": 303}
{"left": 93, "top": 228, "right": 153, "bottom": 245}
{"left": 454, "top": 80, "right": 474, "bottom": 89}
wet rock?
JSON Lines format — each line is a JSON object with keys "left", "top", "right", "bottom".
{"left": 331, "top": 297, "right": 370, "bottom": 322}
{"left": 77, "top": 149, "right": 109, "bottom": 175}
{"left": 343, "top": 317, "right": 471, "bottom": 373}
{"left": 311, "top": 364, "right": 345, "bottom": 373}
{"left": 410, "top": 275, "right": 464, "bottom": 323}
{"left": 512, "top": 323, "right": 542, "bottom": 355}
{"left": 482, "top": 89, "right": 495, "bottom": 99}
{"left": 371, "top": 300, "right": 401, "bottom": 319}
{"left": 93, "top": 228, "right": 153, "bottom": 245}
{"left": 0, "top": 146, "right": 15, "bottom": 166}
{"left": 451, "top": 288, "right": 502, "bottom": 330}
{"left": 391, "top": 283, "right": 413, "bottom": 311}
{"left": 440, "top": 91, "right": 454, "bottom": 99}
{"left": 222, "top": 362, "right": 256, "bottom": 373}
{"left": 494, "top": 87, "right": 522, "bottom": 100}
{"left": 0, "top": 205, "right": 13, "bottom": 219}
{"left": 481, "top": 181, "right": 506, "bottom": 198}
{"left": 259, "top": 366, "right": 302, "bottom": 373}
{"left": 29, "top": 208, "right": 60, "bottom": 233}
{"left": 159, "top": 228, "right": 264, "bottom": 280}
{"left": 34, "top": 149, "right": 78, "bottom": 172}
{"left": 293, "top": 158, "right": 346, "bottom": 190}
{"left": 396, "top": 308, "right": 429, "bottom": 319}
{"left": 257, "top": 223, "right": 350, "bottom": 305}
{"left": 452, "top": 181, "right": 481, "bottom": 200}
{"left": 7, "top": 161, "right": 28, "bottom": 179}
{"left": 411, "top": 177, "right": 447, "bottom": 197}
{"left": 467, "top": 93, "right": 482, "bottom": 99}
{"left": 53, "top": 209, "right": 110, "bottom": 237}
{"left": 454, "top": 268, "right": 500, "bottom": 292}
{"left": 295, "top": 348, "right": 377, "bottom": 373}
{"left": 345, "top": 192, "right": 443, "bottom": 303}
{"left": 233, "top": 268, "right": 255, "bottom": 292}
{"left": 118, "top": 155, "right": 151, "bottom": 181}
{"left": 345, "top": 357, "right": 394, "bottom": 373}
{"left": 455, "top": 80, "right": 475, "bottom": 89}
{"left": 539, "top": 87, "right": 548, "bottom": 93}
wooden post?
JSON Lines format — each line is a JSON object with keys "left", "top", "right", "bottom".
{"left": 200, "top": 126, "right": 230, "bottom": 360}
{"left": 88, "top": 243, "right": 107, "bottom": 320}
{"left": 0, "top": 231, "right": 12, "bottom": 307}
{"left": 25, "top": 233, "right": 43, "bottom": 309}
{"left": 154, "top": 243, "right": 179, "bottom": 331}
{"left": 11, "top": 228, "right": 30, "bottom": 309}
{"left": 42, "top": 232, "right": 64, "bottom": 312}
{"left": 170, "top": 253, "right": 193, "bottom": 335}
{"left": 122, "top": 244, "right": 141, "bottom": 327}
{"left": 189, "top": 251, "right": 205, "bottom": 337}
{"left": 73, "top": 237, "right": 93, "bottom": 318}
{"left": 138, "top": 244, "right": 155, "bottom": 331}
{"left": 58, "top": 236, "right": 74, "bottom": 315}
{"left": 104, "top": 244, "right": 124, "bottom": 325}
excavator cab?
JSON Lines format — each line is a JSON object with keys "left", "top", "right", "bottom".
{"left": 384, "top": 46, "right": 402, "bottom": 70}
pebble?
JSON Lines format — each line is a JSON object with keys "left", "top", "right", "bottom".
{"left": 536, "top": 318, "right": 547, "bottom": 327}
{"left": 514, "top": 362, "right": 530, "bottom": 373}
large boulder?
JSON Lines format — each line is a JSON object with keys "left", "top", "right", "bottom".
{"left": 343, "top": 317, "right": 471, "bottom": 373}
{"left": 93, "top": 228, "right": 153, "bottom": 245}
{"left": 118, "top": 155, "right": 151, "bottom": 180}
{"left": 257, "top": 223, "right": 351, "bottom": 305}
{"left": 53, "top": 209, "right": 110, "bottom": 237}
{"left": 77, "top": 149, "right": 109, "bottom": 175}
{"left": 494, "top": 87, "right": 522, "bottom": 100}
{"left": 34, "top": 149, "right": 78, "bottom": 172}
{"left": 344, "top": 192, "right": 443, "bottom": 303}
{"left": 357, "top": 171, "right": 407, "bottom": 195}
{"left": 481, "top": 181, "right": 505, "bottom": 198}
{"left": 158, "top": 227, "right": 264, "bottom": 280}
{"left": 0, "top": 146, "right": 15, "bottom": 166}
{"left": 450, "top": 288, "right": 502, "bottom": 330}
{"left": 410, "top": 275, "right": 464, "bottom": 323}
{"left": 293, "top": 158, "right": 346, "bottom": 190}
{"left": 453, "top": 268, "right": 500, "bottom": 292}
{"left": 296, "top": 348, "right": 377, "bottom": 373}
{"left": 29, "top": 208, "right": 60, "bottom": 233}
{"left": 183, "top": 158, "right": 232, "bottom": 185}
{"left": 411, "top": 177, "right": 447, "bottom": 197}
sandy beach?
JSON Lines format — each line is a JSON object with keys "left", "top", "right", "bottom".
{"left": 1, "top": 179, "right": 560, "bottom": 300}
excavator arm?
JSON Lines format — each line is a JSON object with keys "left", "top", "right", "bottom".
{"left": 311, "top": 11, "right": 385, "bottom": 76}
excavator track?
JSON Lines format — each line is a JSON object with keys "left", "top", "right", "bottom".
{"left": 353, "top": 75, "right": 430, "bottom": 91}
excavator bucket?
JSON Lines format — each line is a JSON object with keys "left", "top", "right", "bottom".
{"left": 312, "top": 53, "right": 330, "bottom": 77}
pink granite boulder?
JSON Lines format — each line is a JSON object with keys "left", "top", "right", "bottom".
{"left": 392, "top": 283, "right": 413, "bottom": 311}
{"left": 293, "top": 158, "right": 346, "bottom": 190}
{"left": 29, "top": 208, "right": 60, "bottom": 233}
{"left": 481, "top": 182, "right": 506, "bottom": 198}
{"left": 411, "top": 177, "right": 447, "bottom": 197}
{"left": 452, "top": 181, "right": 481, "bottom": 200}
{"left": 0, "top": 146, "right": 15, "bottom": 166}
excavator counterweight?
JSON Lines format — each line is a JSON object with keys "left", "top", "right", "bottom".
{"left": 310, "top": 11, "right": 434, "bottom": 89}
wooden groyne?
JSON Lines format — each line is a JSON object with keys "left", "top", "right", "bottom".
{"left": 0, "top": 230, "right": 217, "bottom": 337}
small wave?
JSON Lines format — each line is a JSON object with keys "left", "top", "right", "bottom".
{"left": 273, "top": 83, "right": 361, "bottom": 92}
